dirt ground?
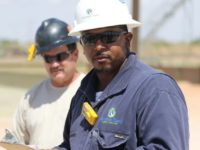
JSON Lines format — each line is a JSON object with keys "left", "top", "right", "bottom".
{"left": 178, "top": 81, "right": 200, "bottom": 150}
{"left": 0, "top": 81, "right": 199, "bottom": 150}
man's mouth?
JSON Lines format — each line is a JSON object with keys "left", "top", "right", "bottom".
{"left": 50, "top": 68, "right": 63, "bottom": 73}
{"left": 94, "top": 55, "right": 110, "bottom": 63}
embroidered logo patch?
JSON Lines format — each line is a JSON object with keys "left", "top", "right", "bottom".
{"left": 100, "top": 107, "right": 122, "bottom": 125}
{"left": 108, "top": 107, "right": 116, "bottom": 118}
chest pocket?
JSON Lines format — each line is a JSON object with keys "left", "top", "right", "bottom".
{"left": 89, "top": 128, "right": 129, "bottom": 150}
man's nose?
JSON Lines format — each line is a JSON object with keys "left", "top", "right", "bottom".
{"left": 95, "top": 39, "right": 106, "bottom": 51}
{"left": 49, "top": 59, "right": 60, "bottom": 66}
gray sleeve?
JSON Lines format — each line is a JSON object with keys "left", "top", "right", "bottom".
{"left": 12, "top": 95, "right": 30, "bottom": 144}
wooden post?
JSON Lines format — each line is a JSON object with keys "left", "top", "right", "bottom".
{"left": 131, "top": 0, "right": 140, "bottom": 54}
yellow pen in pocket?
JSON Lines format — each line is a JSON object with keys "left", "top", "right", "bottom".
{"left": 82, "top": 102, "right": 98, "bottom": 125}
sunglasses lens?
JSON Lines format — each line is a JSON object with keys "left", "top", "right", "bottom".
{"left": 101, "top": 32, "right": 120, "bottom": 44}
{"left": 44, "top": 52, "right": 70, "bottom": 63}
{"left": 81, "top": 34, "right": 97, "bottom": 46}
{"left": 44, "top": 56, "right": 54, "bottom": 63}
{"left": 57, "top": 52, "right": 70, "bottom": 61}
{"left": 81, "top": 31, "right": 126, "bottom": 46}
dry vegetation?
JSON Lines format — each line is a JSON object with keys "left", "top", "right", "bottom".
{"left": 140, "top": 42, "right": 200, "bottom": 68}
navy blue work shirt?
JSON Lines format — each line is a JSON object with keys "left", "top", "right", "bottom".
{"left": 58, "top": 53, "right": 189, "bottom": 150}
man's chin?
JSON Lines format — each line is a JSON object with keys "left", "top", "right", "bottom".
{"left": 51, "top": 73, "right": 65, "bottom": 81}
{"left": 94, "top": 67, "right": 112, "bottom": 73}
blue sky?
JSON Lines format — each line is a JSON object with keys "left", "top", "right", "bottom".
{"left": 0, "top": 0, "right": 199, "bottom": 43}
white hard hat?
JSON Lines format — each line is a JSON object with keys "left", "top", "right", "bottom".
{"left": 69, "top": 0, "right": 141, "bottom": 36}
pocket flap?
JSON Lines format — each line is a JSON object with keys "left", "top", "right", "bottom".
{"left": 93, "top": 129, "right": 129, "bottom": 149}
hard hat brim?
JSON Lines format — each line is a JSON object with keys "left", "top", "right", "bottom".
{"left": 36, "top": 36, "right": 79, "bottom": 54}
{"left": 69, "top": 19, "right": 141, "bottom": 36}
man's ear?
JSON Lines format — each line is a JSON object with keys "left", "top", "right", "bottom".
{"left": 125, "top": 32, "right": 133, "bottom": 48}
{"left": 72, "top": 49, "right": 79, "bottom": 61}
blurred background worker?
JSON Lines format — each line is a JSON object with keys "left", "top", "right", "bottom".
{"left": 4, "top": 18, "right": 85, "bottom": 149}
{"left": 53, "top": 0, "right": 189, "bottom": 149}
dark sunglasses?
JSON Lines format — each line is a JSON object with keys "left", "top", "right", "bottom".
{"left": 43, "top": 52, "right": 71, "bottom": 63}
{"left": 80, "top": 31, "right": 127, "bottom": 46}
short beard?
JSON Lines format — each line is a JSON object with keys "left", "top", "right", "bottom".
{"left": 94, "top": 67, "right": 113, "bottom": 74}
{"left": 94, "top": 59, "right": 123, "bottom": 75}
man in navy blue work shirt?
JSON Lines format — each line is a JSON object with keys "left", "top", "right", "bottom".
{"left": 52, "top": 0, "right": 189, "bottom": 149}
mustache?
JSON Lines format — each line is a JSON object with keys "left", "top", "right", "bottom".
{"left": 50, "top": 67, "right": 63, "bottom": 72}
{"left": 94, "top": 51, "right": 109, "bottom": 58}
